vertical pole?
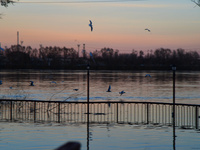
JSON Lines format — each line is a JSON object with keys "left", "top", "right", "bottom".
{"left": 83, "top": 44, "right": 86, "bottom": 58}
{"left": 58, "top": 102, "right": 60, "bottom": 123}
{"left": 87, "top": 64, "right": 90, "bottom": 150}
{"left": 87, "top": 64, "right": 90, "bottom": 117}
{"left": 17, "top": 31, "right": 19, "bottom": 51}
{"left": 195, "top": 106, "right": 199, "bottom": 129}
{"left": 34, "top": 101, "right": 36, "bottom": 122}
{"left": 77, "top": 44, "right": 80, "bottom": 58}
{"left": 147, "top": 103, "right": 149, "bottom": 124}
{"left": 10, "top": 101, "right": 12, "bottom": 121}
{"left": 116, "top": 103, "right": 119, "bottom": 123}
{"left": 172, "top": 65, "right": 176, "bottom": 150}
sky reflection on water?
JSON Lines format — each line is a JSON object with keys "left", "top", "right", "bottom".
{"left": 0, "top": 70, "right": 200, "bottom": 104}
{"left": 0, "top": 122, "right": 200, "bottom": 150}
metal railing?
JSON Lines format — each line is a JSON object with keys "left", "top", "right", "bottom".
{"left": 0, "top": 99, "right": 199, "bottom": 129}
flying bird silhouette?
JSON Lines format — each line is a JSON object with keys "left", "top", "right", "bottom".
{"left": 0, "top": 47, "right": 4, "bottom": 51}
{"left": 145, "top": 74, "right": 152, "bottom": 77}
{"left": 145, "top": 28, "right": 151, "bottom": 32}
{"left": 106, "top": 85, "right": 111, "bottom": 92}
{"left": 119, "top": 90, "right": 125, "bottom": 96}
{"left": 30, "top": 81, "right": 34, "bottom": 86}
{"left": 89, "top": 20, "right": 93, "bottom": 31}
{"left": 192, "top": 0, "right": 200, "bottom": 7}
{"left": 50, "top": 81, "right": 57, "bottom": 84}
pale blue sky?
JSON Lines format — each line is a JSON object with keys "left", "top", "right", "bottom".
{"left": 0, "top": 0, "right": 200, "bottom": 53}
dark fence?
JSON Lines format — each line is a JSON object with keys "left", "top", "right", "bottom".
{"left": 0, "top": 99, "right": 200, "bottom": 129}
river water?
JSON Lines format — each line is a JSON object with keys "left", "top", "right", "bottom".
{"left": 0, "top": 70, "right": 200, "bottom": 104}
{"left": 0, "top": 70, "right": 200, "bottom": 150}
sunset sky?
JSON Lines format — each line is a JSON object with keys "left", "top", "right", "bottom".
{"left": 0, "top": 0, "right": 200, "bottom": 53}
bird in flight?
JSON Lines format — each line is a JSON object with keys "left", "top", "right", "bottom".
{"left": 145, "top": 74, "right": 152, "bottom": 77}
{"left": 107, "top": 85, "right": 111, "bottom": 92}
{"left": 89, "top": 20, "right": 93, "bottom": 31}
{"left": 30, "top": 81, "right": 34, "bottom": 86}
{"left": 0, "top": 47, "right": 4, "bottom": 51}
{"left": 119, "top": 90, "right": 125, "bottom": 96}
{"left": 191, "top": 0, "right": 200, "bottom": 7}
{"left": 50, "top": 81, "right": 57, "bottom": 84}
{"left": 145, "top": 28, "right": 151, "bottom": 32}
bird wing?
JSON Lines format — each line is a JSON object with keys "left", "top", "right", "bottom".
{"left": 108, "top": 85, "right": 111, "bottom": 91}
{"left": 0, "top": 47, "right": 4, "bottom": 51}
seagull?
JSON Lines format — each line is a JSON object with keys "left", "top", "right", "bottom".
{"left": 145, "top": 74, "right": 152, "bottom": 77}
{"left": 145, "top": 28, "right": 151, "bottom": 32}
{"left": 0, "top": 47, "right": 4, "bottom": 51}
{"left": 0, "top": 80, "right": 2, "bottom": 85}
{"left": 50, "top": 81, "right": 57, "bottom": 84}
{"left": 106, "top": 85, "right": 111, "bottom": 92}
{"left": 30, "top": 81, "right": 34, "bottom": 86}
{"left": 89, "top": 20, "right": 93, "bottom": 31}
{"left": 119, "top": 90, "right": 125, "bottom": 96}
{"left": 192, "top": 0, "right": 200, "bottom": 7}
{"left": 73, "top": 89, "right": 79, "bottom": 91}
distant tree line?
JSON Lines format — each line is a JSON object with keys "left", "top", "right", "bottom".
{"left": 0, "top": 45, "right": 200, "bottom": 70}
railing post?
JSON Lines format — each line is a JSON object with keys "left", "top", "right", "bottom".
{"left": 116, "top": 103, "right": 118, "bottom": 123}
{"left": 10, "top": 101, "right": 12, "bottom": 121}
{"left": 147, "top": 103, "right": 149, "bottom": 124}
{"left": 34, "top": 101, "right": 36, "bottom": 122}
{"left": 195, "top": 106, "right": 199, "bottom": 129}
{"left": 58, "top": 103, "right": 61, "bottom": 123}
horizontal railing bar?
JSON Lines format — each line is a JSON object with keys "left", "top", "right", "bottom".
{"left": 0, "top": 99, "right": 200, "bottom": 107}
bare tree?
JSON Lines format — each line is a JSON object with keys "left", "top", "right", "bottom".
{"left": 1, "top": 0, "right": 15, "bottom": 7}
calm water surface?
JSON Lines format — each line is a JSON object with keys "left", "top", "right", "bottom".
{"left": 0, "top": 122, "right": 200, "bottom": 150}
{"left": 0, "top": 70, "right": 200, "bottom": 150}
{"left": 0, "top": 70, "right": 200, "bottom": 104}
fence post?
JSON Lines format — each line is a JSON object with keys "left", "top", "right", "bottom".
{"left": 10, "top": 101, "right": 12, "bottom": 121}
{"left": 116, "top": 103, "right": 118, "bottom": 123}
{"left": 147, "top": 103, "right": 149, "bottom": 124}
{"left": 34, "top": 101, "right": 36, "bottom": 122}
{"left": 195, "top": 106, "right": 199, "bottom": 129}
{"left": 58, "top": 102, "right": 61, "bottom": 123}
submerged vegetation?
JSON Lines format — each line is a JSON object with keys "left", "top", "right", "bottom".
{"left": 0, "top": 45, "right": 200, "bottom": 70}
